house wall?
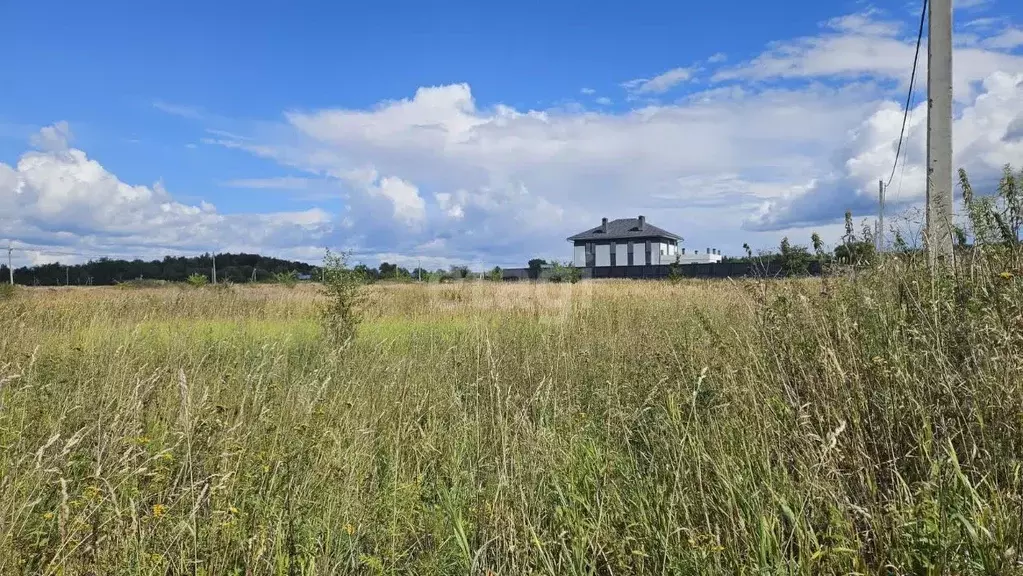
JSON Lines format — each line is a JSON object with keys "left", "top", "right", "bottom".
{"left": 650, "top": 242, "right": 663, "bottom": 265}
{"left": 572, "top": 237, "right": 682, "bottom": 267}
{"left": 633, "top": 245, "right": 646, "bottom": 266}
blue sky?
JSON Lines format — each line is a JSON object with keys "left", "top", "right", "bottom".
{"left": 2, "top": 0, "right": 1022, "bottom": 269}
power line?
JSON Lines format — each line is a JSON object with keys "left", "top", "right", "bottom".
{"left": 885, "top": 0, "right": 928, "bottom": 191}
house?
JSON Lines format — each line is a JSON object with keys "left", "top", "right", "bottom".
{"left": 566, "top": 215, "right": 722, "bottom": 267}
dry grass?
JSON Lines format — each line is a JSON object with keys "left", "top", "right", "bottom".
{"left": 1, "top": 270, "right": 1021, "bottom": 574}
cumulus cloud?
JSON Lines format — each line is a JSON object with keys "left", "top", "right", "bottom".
{"left": 713, "top": 10, "right": 1023, "bottom": 101}
{"left": 10, "top": 8, "right": 1023, "bottom": 268}
{"left": 201, "top": 6, "right": 1023, "bottom": 261}
{"left": 0, "top": 124, "right": 333, "bottom": 265}
{"left": 745, "top": 71, "right": 1023, "bottom": 231}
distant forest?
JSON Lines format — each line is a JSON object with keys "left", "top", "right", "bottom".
{"left": 0, "top": 253, "right": 318, "bottom": 286}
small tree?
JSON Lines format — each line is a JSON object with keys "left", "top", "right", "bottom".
{"left": 667, "top": 255, "right": 683, "bottom": 284}
{"left": 320, "top": 250, "right": 366, "bottom": 350}
{"left": 527, "top": 258, "right": 547, "bottom": 279}
{"left": 186, "top": 273, "right": 209, "bottom": 287}
{"left": 547, "top": 261, "right": 581, "bottom": 283}
{"left": 778, "top": 237, "right": 811, "bottom": 276}
{"left": 273, "top": 270, "right": 299, "bottom": 287}
{"left": 487, "top": 266, "right": 503, "bottom": 282}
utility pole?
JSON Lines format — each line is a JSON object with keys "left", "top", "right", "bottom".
{"left": 927, "top": 0, "right": 954, "bottom": 267}
{"left": 418, "top": 258, "right": 422, "bottom": 282}
{"left": 877, "top": 179, "right": 886, "bottom": 252}
{"left": 211, "top": 251, "right": 217, "bottom": 284}
{"left": 6, "top": 242, "right": 12, "bottom": 286}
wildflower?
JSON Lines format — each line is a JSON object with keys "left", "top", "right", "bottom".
{"left": 999, "top": 271, "right": 1014, "bottom": 280}
{"left": 42, "top": 512, "right": 55, "bottom": 520}
{"left": 152, "top": 503, "right": 167, "bottom": 518}
{"left": 344, "top": 523, "right": 356, "bottom": 536}
{"left": 135, "top": 435, "right": 151, "bottom": 445}
{"left": 228, "top": 506, "right": 239, "bottom": 515}
{"left": 83, "top": 485, "right": 102, "bottom": 500}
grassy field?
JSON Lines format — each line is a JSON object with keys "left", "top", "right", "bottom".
{"left": 1, "top": 268, "right": 1022, "bottom": 574}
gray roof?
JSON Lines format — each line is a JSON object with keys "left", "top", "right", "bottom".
{"left": 567, "top": 218, "right": 681, "bottom": 242}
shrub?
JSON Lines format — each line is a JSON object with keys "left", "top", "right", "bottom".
{"left": 320, "top": 249, "right": 366, "bottom": 350}
{"left": 185, "top": 273, "right": 209, "bottom": 287}
{"left": 272, "top": 270, "right": 299, "bottom": 287}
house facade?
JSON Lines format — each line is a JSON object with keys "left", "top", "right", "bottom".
{"left": 567, "top": 216, "right": 721, "bottom": 267}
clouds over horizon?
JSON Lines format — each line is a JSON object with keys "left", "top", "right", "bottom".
{"left": 4, "top": 8, "right": 1023, "bottom": 268}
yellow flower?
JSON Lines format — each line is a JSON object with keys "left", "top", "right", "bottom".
{"left": 228, "top": 506, "right": 239, "bottom": 515}
{"left": 999, "top": 271, "right": 1014, "bottom": 280}
{"left": 152, "top": 503, "right": 167, "bottom": 518}
{"left": 42, "top": 512, "right": 55, "bottom": 520}
{"left": 135, "top": 435, "right": 151, "bottom": 445}
{"left": 83, "top": 485, "right": 102, "bottom": 500}
{"left": 344, "top": 523, "right": 356, "bottom": 536}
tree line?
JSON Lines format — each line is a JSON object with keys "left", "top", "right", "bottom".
{"left": 0, "top": 253, "right": 318, "bottom": 286}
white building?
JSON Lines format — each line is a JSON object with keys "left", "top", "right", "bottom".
{"left": 566, "top": 215, "right": 722, "bottom": 267}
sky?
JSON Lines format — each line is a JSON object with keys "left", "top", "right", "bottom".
{"left": 2, "top": 0, "right": 1022, "bottom": 270}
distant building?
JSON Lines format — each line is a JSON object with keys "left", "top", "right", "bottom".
{"left": 566, "top": 215, "right": 721, "bottom": 267}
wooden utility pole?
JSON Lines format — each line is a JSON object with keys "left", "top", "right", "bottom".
{"left": 927, "top": 0, "right": 954, "bottom": 267}
{"left": 6, "top": 242, "right": 12, "bottom": 286}
{"left": 211, "top": 252, "right": 217, "bottom": 284}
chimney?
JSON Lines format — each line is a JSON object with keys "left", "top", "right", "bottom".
{"left": 601, "top": 217, "right": 608, "bottom": 233}
{"left": 638, "top": 215, "right": 645, "bottom": 231}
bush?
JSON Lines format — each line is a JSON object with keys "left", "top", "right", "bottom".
{"left": 185, "top": 273, "right": 209, "bottom": 287}
{"left": 272, "top": 270, "right": 299, "bottom": 287}
{"left": 320, "top": 249, "right": 366, "bottom": 350}
{"left": 548, "top": 261, "right": 581, "bottom": 283}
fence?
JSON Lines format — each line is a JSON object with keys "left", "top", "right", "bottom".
{"left": 501, "top": 260, "right": 823, "bottom": 281}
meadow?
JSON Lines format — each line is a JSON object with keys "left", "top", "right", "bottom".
{"left": 1, "top": 264, "right": 1021, "bottom": 574}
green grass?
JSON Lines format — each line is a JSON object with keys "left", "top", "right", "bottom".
{"left": 1, "top": 267, "right": 1021, "bottom": 574}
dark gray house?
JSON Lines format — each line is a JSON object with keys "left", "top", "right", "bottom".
{"left": 567, "top": 215, "right": 685, "bottom": 267}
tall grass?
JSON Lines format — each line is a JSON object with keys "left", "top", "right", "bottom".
{"left": 0, "top": 260, "right": 1021, "bottom": 574}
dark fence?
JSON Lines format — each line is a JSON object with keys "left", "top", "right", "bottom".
{"left": 501, "top": 261, "right": 822, "bottom": 281}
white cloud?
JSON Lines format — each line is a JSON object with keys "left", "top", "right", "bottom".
{"left": 595, "top": 96, "right": 612, "bottom": 106}
{"left": 746, "top": 71, "right": 1023, "bottom": 231}
{"left": 580, "top": 87, "right": 596, "bottom": 95}
{"left": 983, "top": 28, "right": 1023, "bottom": 50}
{"left": 153, "top": 100, "right": 203, "bottom": 120}
{"left": 368, "top": 176, "right": 426, "bottom": 225}
{"left": 30, "top": 121, "right": 72, "bottom": 152}
{"left": 713, "top": 10, "right": 1023, "bottom": 101}
{"left": 622, "top": 67, "right": 696, "bottom": 95}
{"left": 11, "top": 9, "right": 1023, "bottom": 268}
{"left": 223, "top": 176, "right": 314, "bottom": 190}
{"left": 707, "top": 53, "right": 727, "bottom": 64}
{"left": 0, "top": 124, "right": 333, "bottom": 266}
